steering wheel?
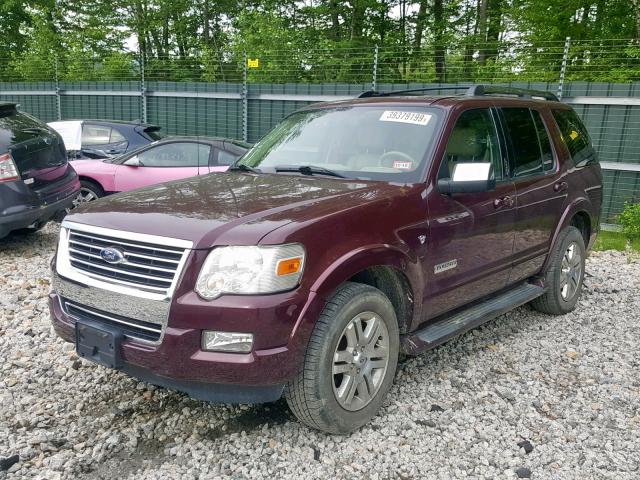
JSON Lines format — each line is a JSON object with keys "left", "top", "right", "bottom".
{"left": 379, "top": 151, "right": 415, "bottom": 168}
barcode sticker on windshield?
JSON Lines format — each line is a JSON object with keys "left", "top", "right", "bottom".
{"left": 379, "top": 111, "right": 431, "bottom": 126}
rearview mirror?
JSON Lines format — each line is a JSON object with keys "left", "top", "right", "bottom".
{"left": 438, "top": 162, "right": 496, "bottom": 194}
{"left": 124, "top": 156, "right": 142, "bottom": 167}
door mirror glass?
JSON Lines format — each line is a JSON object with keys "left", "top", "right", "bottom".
{"left": 439, "top": 162, "right": 496, "bottom": 194}
{"left": 451, "top": 162, "right": 492, "bottom": 182}
{"left": 124, "top": 156, "right": 141, "bottom": 167}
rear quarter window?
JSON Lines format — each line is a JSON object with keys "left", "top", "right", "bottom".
{"left": 552, "top": 109, "right": 598, "bottom": 167}
{"left": 144, "top": 128, "right": 165, "bottom": 141}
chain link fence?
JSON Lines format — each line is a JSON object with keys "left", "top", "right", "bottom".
{"left": 1, "top": 38, "right": 639, "bottom": 224}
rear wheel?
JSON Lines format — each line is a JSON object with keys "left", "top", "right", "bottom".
{"left": 285, "top": 282, "right": 399, "bottom": 434}
{"left": 73, "top": 180, "right": 104, "bottom": 207}
{"left": 531, "top": 226, "right": 586, "bottom": 315}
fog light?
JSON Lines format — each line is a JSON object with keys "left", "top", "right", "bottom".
{"left": 202, "top": 331, "right": 254, "bottom": 353}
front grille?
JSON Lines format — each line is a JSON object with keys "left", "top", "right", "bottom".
{"left": 62, "top": 298, "right": 162, "bottom": 342}
{"left": 66, "top": 229, "right": 186, "bottom": 294}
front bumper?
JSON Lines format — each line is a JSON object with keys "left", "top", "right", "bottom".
{"left": 0, "top": 177, "right": 79, "bottom": 238}
{"left": 49, "top": 273, "right": 324, "bottom": 404}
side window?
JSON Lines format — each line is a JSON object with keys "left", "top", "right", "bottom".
{"left": 531, "top": 111, "right": 555, "bottom": 172}
{"left": 137, "top": 142, "right": 211, "bottom": 168}
{"left": 82, "top": 124, "right": 111, "bottom": 145}
{"left": 552, "top": 109, "right": 598, "bottom": 167}
{"left": 109, "top": 128, "right": 126, "bottom": 144}
{"left": 217, "top": 150, "right": 239, "bottom": 166}
{"left": 502, "top": 108, "right": 546, "bottom": 178}
{"left": 440, "top": 108, "right": 503, "bottom": 181}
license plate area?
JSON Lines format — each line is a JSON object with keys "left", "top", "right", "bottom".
{"left": 75, "top": 321, "right": 123, "bottom": 369}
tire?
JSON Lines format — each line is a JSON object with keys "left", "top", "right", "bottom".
{"left": 285, "top": 282, "right": 399, "bottom": 434}
{"left": 73, "top": 180, "right": 104, "bottom": 208}
{"left": 531, "top": 226, "right": 586, "bottom": 315}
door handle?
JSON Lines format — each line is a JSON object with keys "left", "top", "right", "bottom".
{"left": 554, "top": 181, "right": 568, "bottom": 192}
{"left": 494, "top": 195, "right": 514, "bottom": 209}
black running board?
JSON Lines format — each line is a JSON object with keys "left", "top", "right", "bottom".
{"left": 401, "top": 283, "right": 545, "bottom": 356}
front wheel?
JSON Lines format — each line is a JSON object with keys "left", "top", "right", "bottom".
{"left": 73, "top": 180, "right": 104, "bottom": 208}
{"left": 531, "top": 226, "right": 586, "bottom": 315}
{"left": 285, "top": 282, "right": 399, "bottom": 434}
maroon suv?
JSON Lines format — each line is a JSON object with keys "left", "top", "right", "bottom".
{"left": 50, "top": 86, "right": 602, "bottom": 433}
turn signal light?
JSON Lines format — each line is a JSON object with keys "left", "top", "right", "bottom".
{"left": 276, "top": 257, "right": 302, "bottom": 277}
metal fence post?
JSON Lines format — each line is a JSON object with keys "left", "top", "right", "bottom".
{"left": 557, "top": 36, "right": 571, "bottom": 100}
{"left": 140, "top": 52, "right": 148, "bottom": 123}
{"left": 242, "top": 52, "right": 248, "bottom": 142}
{"left": 54, "top": 55, "right": 62, "bottom": 120}
{"left": 372, "top": 45, "right": 379, "bottom": 92}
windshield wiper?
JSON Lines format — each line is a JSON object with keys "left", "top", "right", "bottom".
{"left": 275, "top": 165, "right": 345, "bottom": 178}
{"left": 228, "top": 164, "right": 261, "bottom": 174}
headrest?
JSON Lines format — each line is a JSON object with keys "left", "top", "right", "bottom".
{"left": 446, "top": 128, "right": 484, "bottom": 159}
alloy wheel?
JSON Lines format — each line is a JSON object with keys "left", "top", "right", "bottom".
{"left": 560, "top": 242, "right": 582, "bottom": 301}
{"left": 332, "top": 311, "right": 390, "bottom": 412}
{"left": 73, "top": 188, "right": 98, "bottom": 207}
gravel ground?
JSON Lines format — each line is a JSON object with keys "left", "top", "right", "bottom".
{"left": 1, "top": 222, "right": 639, "bottom": 480}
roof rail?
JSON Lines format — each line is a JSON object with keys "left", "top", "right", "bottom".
{"left": 358, "top": 86, "right": 473, "bottom": 98}
{"left": 466, "top": 85, "right": 559, "bottom": 101}
{"left": 357, "top": 84, "right": 559, "bottom": 102}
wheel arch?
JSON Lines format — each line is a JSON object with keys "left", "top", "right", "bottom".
{"left": 542, "top": 198, "right": 595, "bottom": 273}
{"left": 78, "top": 175, "right": 105, "bottom": 192}
{"left": 309, "top": 246, "right": 423, "bottom": 334}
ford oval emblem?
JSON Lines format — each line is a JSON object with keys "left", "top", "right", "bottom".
{"left": 100, "top": 247, "right": 125, "bottom": 264}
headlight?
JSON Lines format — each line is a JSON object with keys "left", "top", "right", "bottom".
{"left": 195, "top": 244, "right": 305, "bottom": 299}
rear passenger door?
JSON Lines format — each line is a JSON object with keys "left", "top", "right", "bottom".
{"left": 499, "top": 107, "right": 567, "bottom": 284}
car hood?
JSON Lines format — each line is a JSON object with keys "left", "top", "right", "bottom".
{"left": 66, "top": 172, "right": 392, "bottom": 249}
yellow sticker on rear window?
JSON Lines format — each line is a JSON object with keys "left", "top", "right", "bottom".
{"left": 379, "top": 111, "right": 431, "bottom": 126}
{"left": 569, "top": 130, "right": 579, "bottom": 140}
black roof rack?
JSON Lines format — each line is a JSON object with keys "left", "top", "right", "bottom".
{"left": 467, "top": 85, "right": 559, "bottom": 101}
{"left": 358, "top": 86, "right": 473, "bottom": 98}
{"left": 357, "top": 84, "right": 559, "bottom": 102}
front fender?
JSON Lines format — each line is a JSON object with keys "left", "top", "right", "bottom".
{"left": 310, "top": 244, "right": 421, "bottom": 296}
{"left": 283, "top": 244, "right": 424, "bottom": 375}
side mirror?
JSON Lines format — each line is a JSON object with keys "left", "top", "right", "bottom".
{"left": 124, "top": 156, "right": 142, "bottom": 167}
{"left": 438, "top": 162, "right": 496, "bottom": 194}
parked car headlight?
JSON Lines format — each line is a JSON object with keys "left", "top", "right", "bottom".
{"left": 195, "top": 244, "right": 305, "bottom": 299}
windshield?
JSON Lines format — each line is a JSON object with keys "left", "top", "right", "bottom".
{"left": 237, "top": 105, "right": 442, "bottom": 182}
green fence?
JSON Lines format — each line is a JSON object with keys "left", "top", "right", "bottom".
{"left": 1, "top": 80, "right": 639, "bottom": 225}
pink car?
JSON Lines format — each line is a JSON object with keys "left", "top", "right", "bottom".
{"left": 71, "top": 137, "right": 250, "bottom": 204}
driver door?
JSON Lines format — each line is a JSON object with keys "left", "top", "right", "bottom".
{"left": 113, "top": 141, "right": 211, "bottom": 192}
{"left": 424, "top": 107, "right": 516, "bottom": 319}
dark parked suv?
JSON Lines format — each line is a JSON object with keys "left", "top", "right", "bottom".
{"left": 49, "top": 86, "right": 602, "bottom": 433}
{"left": 0, "top": 103, "right": 80, "bottom": 239}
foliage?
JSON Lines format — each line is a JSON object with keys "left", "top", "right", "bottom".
{"left": 619, "top": 202, "right": 640, "bottom": 240}
{"left": 1, "top": 1, "right": 640, "bottom": 83}
{"left": 593, "top": 230, "right": 640, "bottom": 252}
